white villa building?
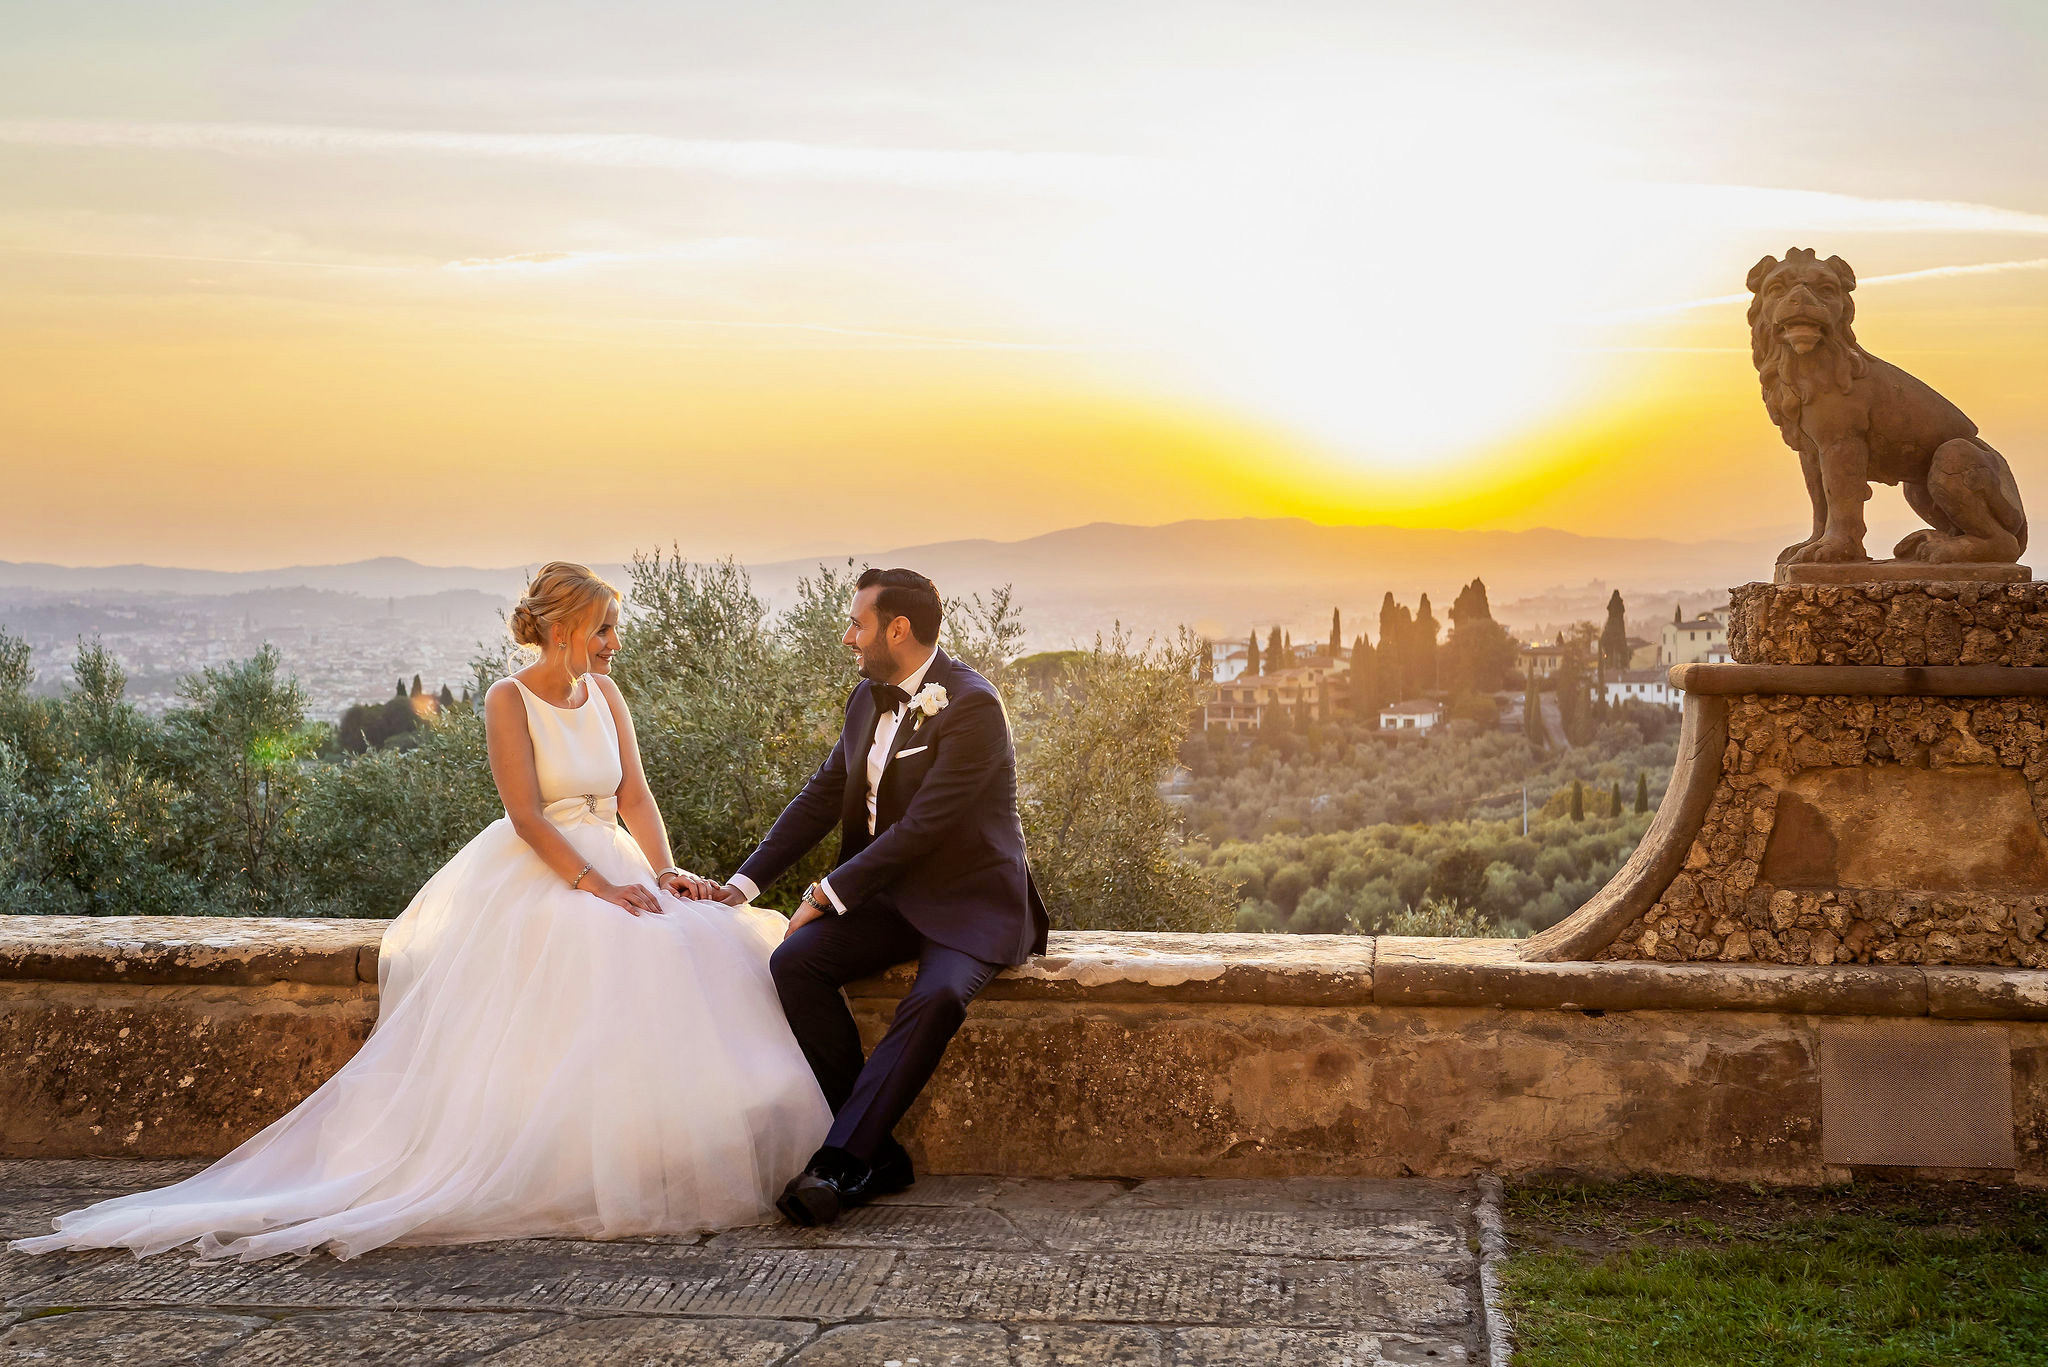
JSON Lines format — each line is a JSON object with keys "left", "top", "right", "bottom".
{"left": 1604, "top": 667, "right": 1680, "bottom": 708}
{"left": 1379, "top": 699, "right": 1444, "bottom": 732}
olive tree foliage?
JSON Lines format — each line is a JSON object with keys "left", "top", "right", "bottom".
{"left": 601, "top": 550, "right": 858, "bottom": 899}
{"left": 1, "top": 563, "right": 1231, "bottom": 928}
{"left": 160, "top": 647, "right": 327, "bottom": 912}
{"left": 614, "top": 560, "right": 1228, "bottom": 929}
{"left": 1008, "top": 624, "right": 1235, "bottom": 934}
{"left": 0, "top": 632, "right": 314, "bottom": 917}
{"left": 294, "top": 701, "right": 502, "bottom": 919}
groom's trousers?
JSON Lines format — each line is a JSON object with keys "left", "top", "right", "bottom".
{"left": 769, "top": 900, "right": 1000, "bottom": 1163}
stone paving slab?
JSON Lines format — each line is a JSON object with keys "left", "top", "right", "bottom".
{"left": 8, "top": 1242, "right": 896, "bottom": 1319}
{"left": 0, "top": 1165, "right": 1485, "bottom": 1365}
{"left": 211, "top": 1310, "right": 600, "bottom": 1366}
{"left": 714, "top": 1202, "right": 1034, "bottom": 1251}
{"left": 872, "top": 1251, "right": 1468, "bottom": 1330}
{"left": 1105, "top": 1178, "right": 1469, "bottom": 1213}
{"left": 0, "top": 1309, "right": 271, "bottom": 1365}
{"left": 872, "top": 1176, "right": 1133, "bottom": 1211}
{"left": 0, "top": 1159, "right": 207, "bottom": 1189}
{"left": 1008, "top": 1208, "right": 1467, "bottom": 1260}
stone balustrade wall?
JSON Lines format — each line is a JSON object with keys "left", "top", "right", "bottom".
{"left": 3, "top": 917, "right": 2043, "bottom": 1185}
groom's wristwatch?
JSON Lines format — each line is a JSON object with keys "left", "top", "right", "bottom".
{"left": 802, "top": 883, "right": 834, "bottom": 916}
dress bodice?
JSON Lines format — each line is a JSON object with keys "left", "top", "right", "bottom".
{"left": 509, "top": 676, "right": 623, "bottom": 808}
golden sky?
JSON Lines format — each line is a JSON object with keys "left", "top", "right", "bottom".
{"left": 3, "top": 1, "right": 2046, "bottom": 569}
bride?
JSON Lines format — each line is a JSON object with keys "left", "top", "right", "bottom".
{"left": 13, "top": 562, "right": 830, "bottom": 1260}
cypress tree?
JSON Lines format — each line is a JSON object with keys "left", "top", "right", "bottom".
{"left": 1635, "top": 770, "right": 1649, "bottom": 813}
{"left": 1267, "top": 625, "right": 1283, "bottom": 668}
{"left": 1412, "top": 594, "right": 1439, "bottom": 695}
{"left": 1611, "top": 780, "right": 1623, "bottom": 817}
{"left": 1351, "top": 634, "right": 1379, "bottom": 715}
{"left": 1378, "top": 594, "right": 1409, "bottom": 702}
{"left": 1523, "top": 675, "right": 1546, "bottom": 749}
{"left": 1601, "top": 590, "right": 1629, "bottom": 671}
{"left": 1570, "top": 779, "right": 1584, "bottom": 822}
{"left": 1330, "top": 608, "right": 1343, "bottom": 661}
{"left": 1246, "top": 631, "right": 1261, "bottom": 677}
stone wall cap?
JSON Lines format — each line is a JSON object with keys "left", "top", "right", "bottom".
{"left": 1672, "top": 663, "right": 2048, "bottom": 696}
{"left": 1374, "top": 936, "right": 1931, "bottom": 1016}
{"left": 849, "top": 931, "right": 1376, "bottom": 1005}
{"left": 1925, "top": 966, "right": 2048, "bottom": 1021}
{"left": 0, "top": 915, "right": 383, "bottom": 987}
{"left": 5, "top": 917, "right": 2044, "bottom": 1018}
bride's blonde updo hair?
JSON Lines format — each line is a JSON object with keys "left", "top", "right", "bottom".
{"left": 510, "top": 561, "right": 622, "bottom": 649}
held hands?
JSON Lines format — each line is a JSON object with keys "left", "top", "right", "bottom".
{"left": 666, "top": 870, "right": 748, "bottom": 905}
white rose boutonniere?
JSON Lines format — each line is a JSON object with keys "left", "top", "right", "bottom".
{"left": 908, "top": 683, "right": 949, "bottom": 730}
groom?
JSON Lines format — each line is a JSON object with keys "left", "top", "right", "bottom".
{"left": 696, "top": 567, "right": 1048, "bottom": 1226}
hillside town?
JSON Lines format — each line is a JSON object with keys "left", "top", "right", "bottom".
{"left": 1196, "top": 586, "right": 1727, "bottom": 742}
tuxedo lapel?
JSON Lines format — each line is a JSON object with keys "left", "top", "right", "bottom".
{"left": 875, "top": 650, "right": 950, "bottom": 828}
{"left": 843, "top": 686, "right": 881, "bottom": 836}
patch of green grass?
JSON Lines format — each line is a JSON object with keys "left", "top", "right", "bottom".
{"left": 1502, "top": 1178, "right": 2048, "bottom": 1366}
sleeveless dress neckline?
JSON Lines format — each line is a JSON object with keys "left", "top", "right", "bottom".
{"left": 510, "top": 673, "right": 595, "bottom": 713}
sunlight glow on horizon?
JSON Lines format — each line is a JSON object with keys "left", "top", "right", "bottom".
{"left": 1, "top": 1, "right": 2045, "bottom": 569}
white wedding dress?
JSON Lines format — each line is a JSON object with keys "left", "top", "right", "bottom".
{"left": 14, "top": 675, "right": 831, "bottom": 1261}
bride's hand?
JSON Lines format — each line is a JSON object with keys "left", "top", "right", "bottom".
{"left": 584, "top": 874, "right": 664, "bottom": 917}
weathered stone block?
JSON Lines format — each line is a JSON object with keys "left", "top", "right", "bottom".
{"left": 1731, "top": 581, "right": 2048, "bottom": 667}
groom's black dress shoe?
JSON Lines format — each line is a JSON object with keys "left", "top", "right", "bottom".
{"left": 848, "top": 1138, "right": 915, "bottom": 1202}
{"left": 777, "top": 1146, "right": 864, "bottom": 1227}
{"left": 776, "top": 1141, "right": 916, "bottom": 1226}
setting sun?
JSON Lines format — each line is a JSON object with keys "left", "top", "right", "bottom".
{"left": 1, "top": 2, "right": 2044, "bottom": 568}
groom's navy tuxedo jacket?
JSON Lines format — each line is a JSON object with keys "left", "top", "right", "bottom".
{"left": 735, "top": 649, "right": 1049, "bottom": 967}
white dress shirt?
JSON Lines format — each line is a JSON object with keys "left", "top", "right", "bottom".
{"left": 729, "top": 647, "right": 937, "bottom": 914}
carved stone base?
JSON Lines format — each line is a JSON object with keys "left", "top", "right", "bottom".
{"left": 1731, "top": 580, "right": 2048, "bottom": 666}
{"left": 1775, "top": 561, "right": 2031, "bottom": 585}
{"left": 1599, "top": 693, "right": 2048, "bottom": 968}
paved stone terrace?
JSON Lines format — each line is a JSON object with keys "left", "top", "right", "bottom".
{"left": 0, "top": 1162, "right": 1481, "bottom": 1365}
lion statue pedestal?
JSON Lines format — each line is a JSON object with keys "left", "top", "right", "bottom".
{"left": 1524, "top": 249, "right": 2047, "bottom": 968}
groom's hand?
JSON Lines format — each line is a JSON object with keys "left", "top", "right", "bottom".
{"left": 784, "top": 900, "right": 826, "bottom": 940}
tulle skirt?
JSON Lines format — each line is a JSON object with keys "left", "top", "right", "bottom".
{"left": 11, "top": 814, "right": 832, "bottom": 1260}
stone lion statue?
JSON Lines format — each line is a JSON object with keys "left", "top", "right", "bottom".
{"left": 1747, "top": 247, "right": 2027, "bottom": 566}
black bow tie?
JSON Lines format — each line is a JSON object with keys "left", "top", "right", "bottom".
{"left": 868, "top": 681, "right": 910, "bottom": 714}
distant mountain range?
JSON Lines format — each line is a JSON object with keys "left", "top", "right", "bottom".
{"left": 2, "top": 518, "right": 1823, "bottom": 643}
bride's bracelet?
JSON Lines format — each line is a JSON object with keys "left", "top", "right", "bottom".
{"left": 568, "top": 862, "right": 593, "bottom": 891}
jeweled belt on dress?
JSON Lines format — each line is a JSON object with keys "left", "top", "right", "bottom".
{"left": 541, "top": 793, "right": 619, "bottom": 829}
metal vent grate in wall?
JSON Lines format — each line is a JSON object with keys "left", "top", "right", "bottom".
{"left": 1820, "top": 1024, "right": 2015, "bottom": 1170}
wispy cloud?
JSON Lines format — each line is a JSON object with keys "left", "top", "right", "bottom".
{"left": 442, "top": 240, "right": 767, "bottom": 272}
{"left": 0, "top": 118, "right": 1143, "bottom": 193}
{"left": 1859, "top": 256, "right": 2048, "bottom": 286}
{"left": 1645, "top": 183, "right": 2048, "bottom": 236}
{"left": 15, "top": 245, "right": 407, "bottom": 272}
{"left": 635, "top": 318, "right": 1119, "bottom": 351}
{"left": 1577, "top": 255, "right": 2048, "bottom": 324}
